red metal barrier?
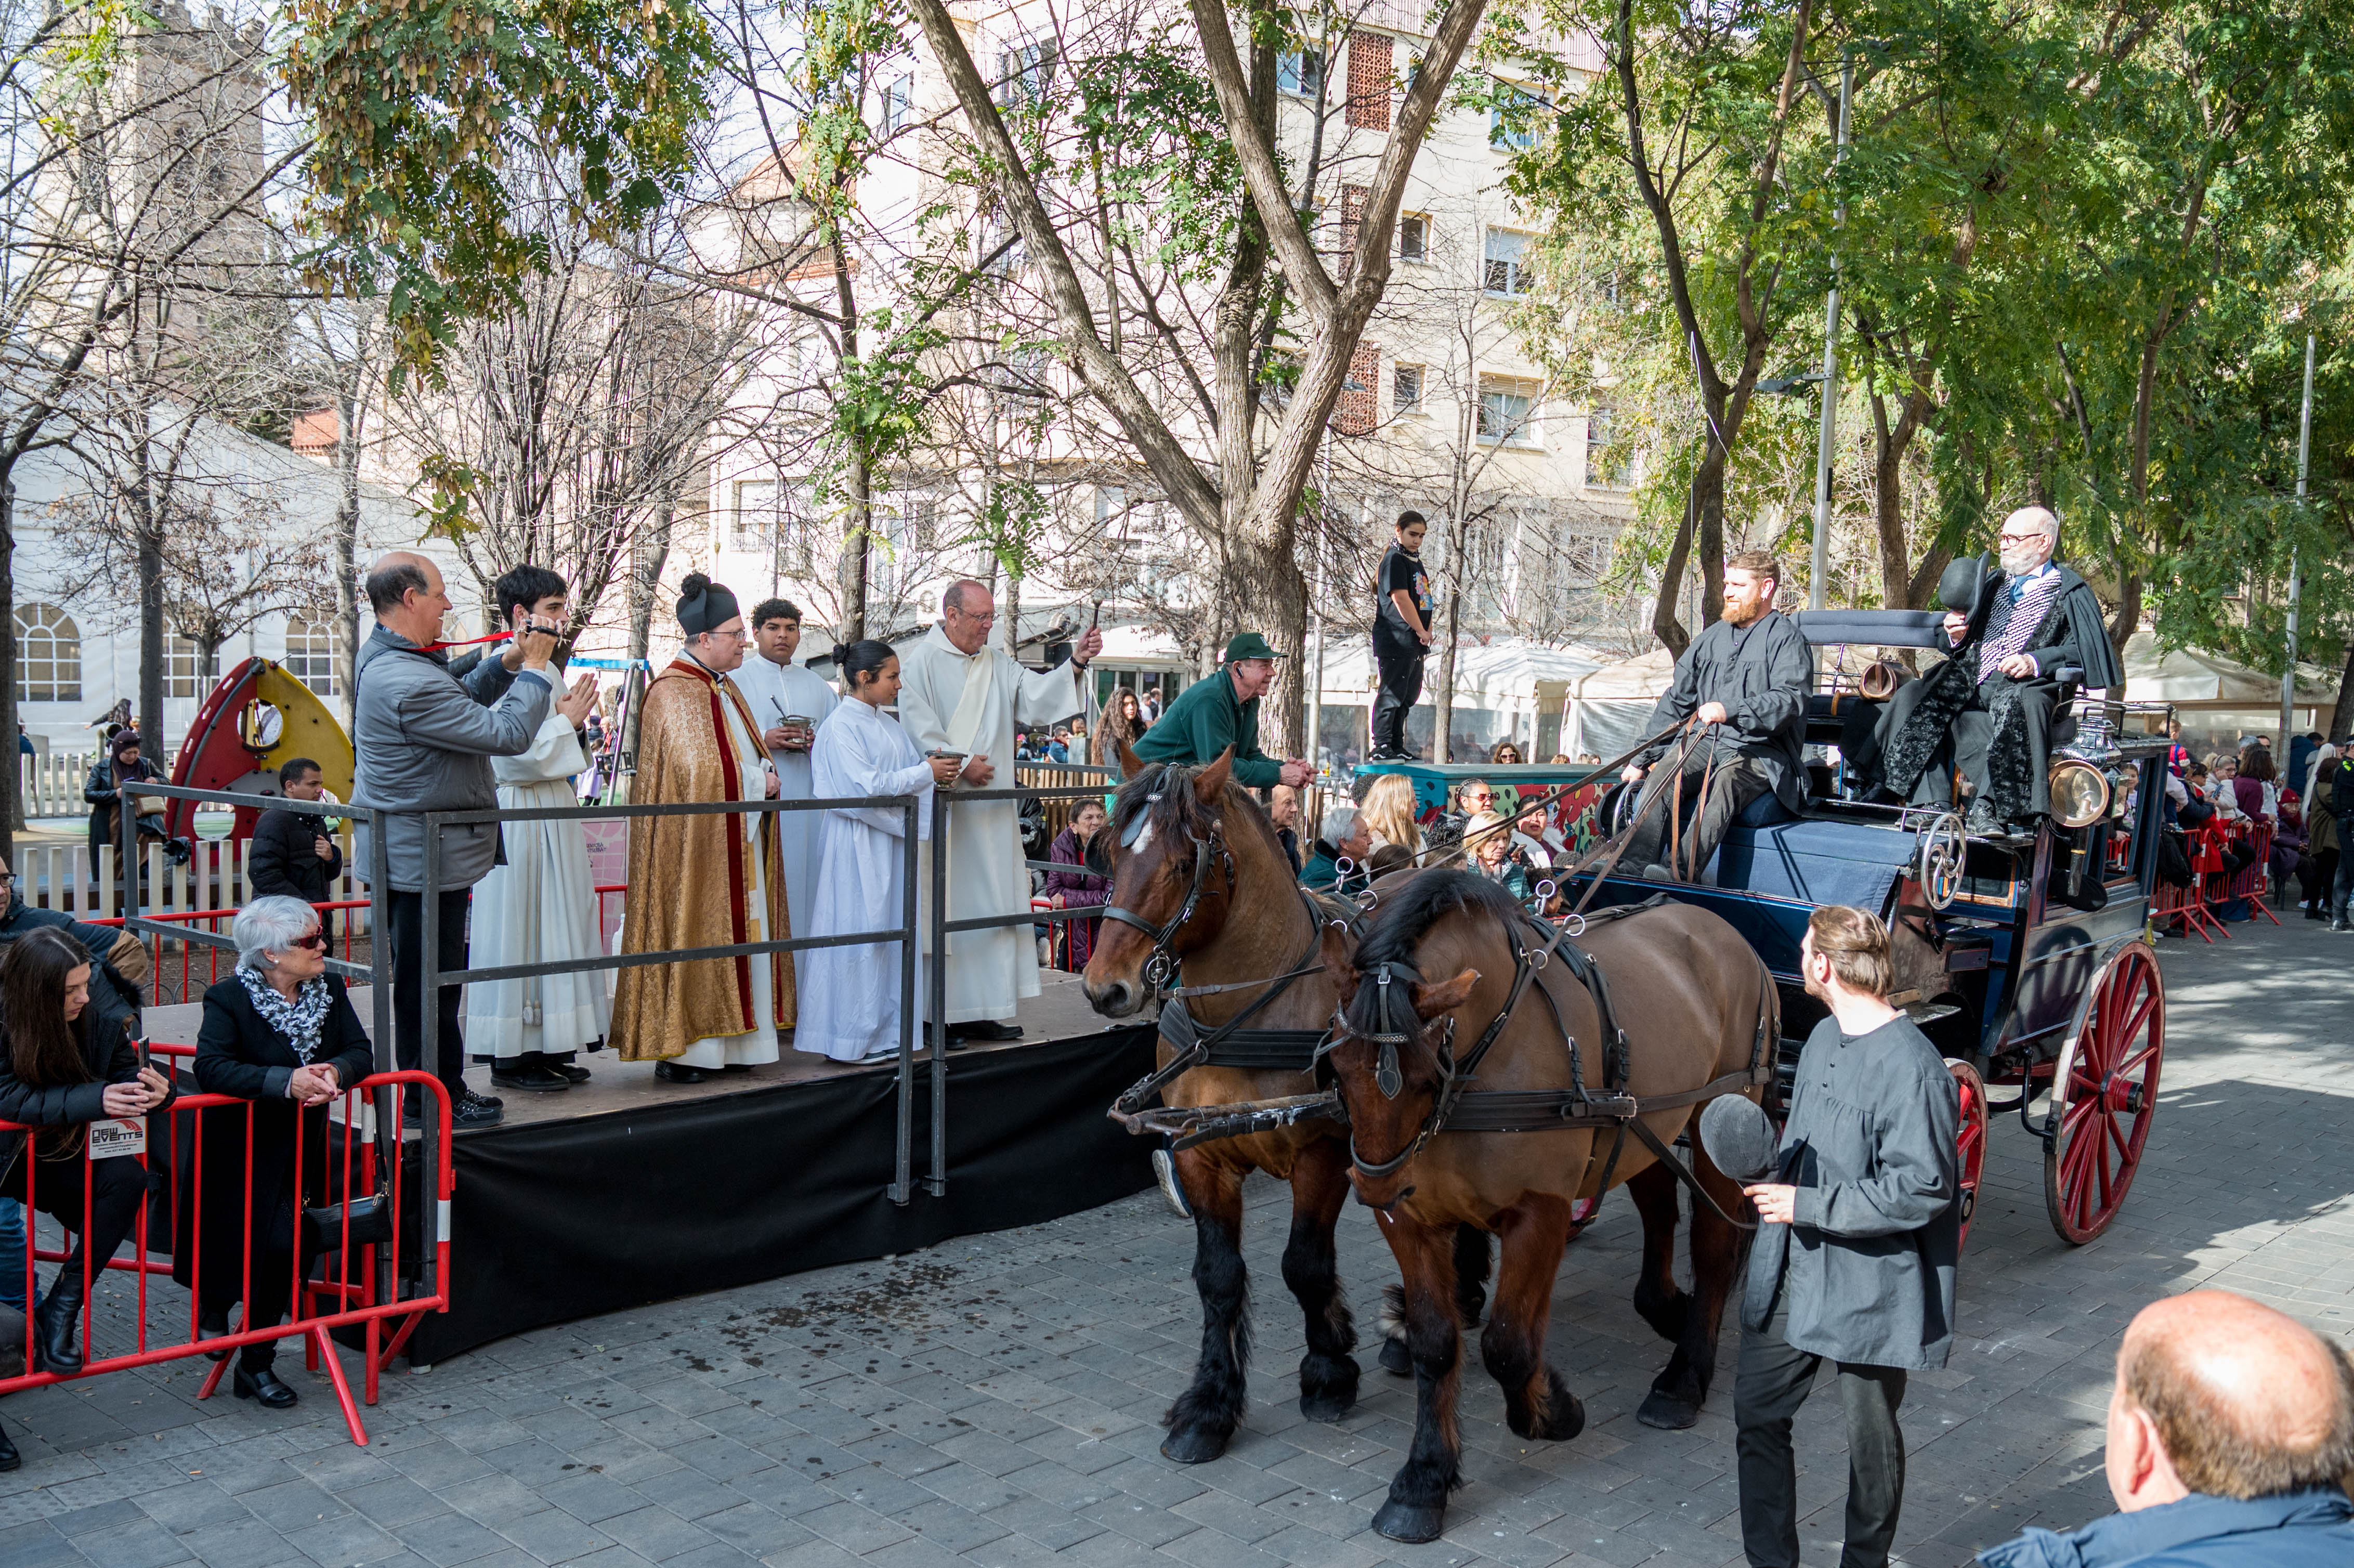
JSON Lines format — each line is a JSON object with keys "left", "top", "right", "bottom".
{"left": 2224, "top": 821, "right": 2282, "bottom": 926}
{"left": 0, "top": 1065, "right": 453, "bottom": 1446}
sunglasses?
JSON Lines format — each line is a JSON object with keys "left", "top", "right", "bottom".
{"left": 282, "top": 932, "right": 329, "bottom": 952}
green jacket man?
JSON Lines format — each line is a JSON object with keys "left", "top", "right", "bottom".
{"left": 1129, "top": 633, "right": 1313, "bottom": 790}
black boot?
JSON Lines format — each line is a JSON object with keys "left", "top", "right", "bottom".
{"left": 234, "top": 1362, "right": 298, "bottom": 1409}
{"left": 0, "top": 1418, "right": 18, "bottom": 1470}
{"left": 35, "top": 1276, "right": 84, "bottom": 1376}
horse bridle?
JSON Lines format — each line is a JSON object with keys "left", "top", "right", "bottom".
{"left": 1101, "top": 768, "right": 1237, "bottom": 990}
{"left": 1315, "top": 961, "right": 1460, "bottom": 1179}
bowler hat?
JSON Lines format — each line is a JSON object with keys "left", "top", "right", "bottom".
{"left": 1224, "top": 632, "right": 1282, "bottom": 662}
{"left": 1938, "top": 554, "right": 1991, "bottom": 618}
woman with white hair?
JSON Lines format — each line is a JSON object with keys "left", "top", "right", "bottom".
{"left": 178, "top": 895, "right": 374, "bottom": 1410}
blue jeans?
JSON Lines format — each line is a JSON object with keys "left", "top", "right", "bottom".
{"left": 0, "top": 1198, "right": 24, "bottom": 1311}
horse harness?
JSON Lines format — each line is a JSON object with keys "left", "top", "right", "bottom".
{"left": 1324, "top": 895, "right": 1778, "bottom": 1231}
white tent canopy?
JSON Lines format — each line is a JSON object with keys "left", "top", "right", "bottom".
{"left": 2118, "top": 632, "right": 2338, "bottom": 708}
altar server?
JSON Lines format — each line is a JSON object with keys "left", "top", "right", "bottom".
{"left": 467, "top": 566, "right": 612, "bottom": 1091}
{"left": 611, "top": 574, "right": 793, "bottom": 1083}
{"left": 797, "top": 642, "right": 959, "bottom": 1062}
{"left": 729, "top": 597, "right": 837, "bottom": 989}
{"left": 894, "top": 581, "right": 1101, "bottom": 1042}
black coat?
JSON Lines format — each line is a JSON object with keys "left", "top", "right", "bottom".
{"left": 172, "top": 974, "right": 374, "bottom": 1287}
{"left": 0, "top": 968, "right": 159, "bottom": 1175}
{"left": 84, "top": 756, "right": 161, "bottom": 862}
{"left": 248, "top": 807, "right": 343, "bottom": 904}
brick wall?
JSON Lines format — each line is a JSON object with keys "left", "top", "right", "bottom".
{"left": 1347, "top": 34, "right": 1391, "bottom": 130}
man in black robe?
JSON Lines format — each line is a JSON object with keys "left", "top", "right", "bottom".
{"left": 1620, "top": 550, "right": 1813, "bottom": 880}
{"left": 1875, "top": 507, "right": 2123, "bottom": 833}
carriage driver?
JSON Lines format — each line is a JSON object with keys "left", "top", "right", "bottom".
{"left": 1128, "top": 633, "right": 1312, "bottom": 788}
{"left": 1618, "top": 550, "right": 1812, "bottom": 881}
{"left": 1736, "top": 906, "right": 1960, "bottom": 1568}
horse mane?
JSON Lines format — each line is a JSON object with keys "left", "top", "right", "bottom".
{"left": 1109, "top": 761, "right": 1288, "bottom": 867}
{"left": 1346, "top": 869, "right": 1521, "bottom": 1029}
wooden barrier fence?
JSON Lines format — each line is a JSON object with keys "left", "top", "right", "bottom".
{"left": 10, "top": 828, "right": 372, "bottom": 935}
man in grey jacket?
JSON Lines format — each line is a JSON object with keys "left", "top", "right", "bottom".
{"left": 1736, "top": 905, "right": 1960, "bottom": 1568}
{"left": 354, "top": 552, "right": 595, "bottom": 1129}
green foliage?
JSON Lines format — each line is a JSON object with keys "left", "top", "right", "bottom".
{"left": 285, "top": 0, "right": 721, "bottom": 373}
{"left": 1070, "top": 28, "right": 1249, "bottom": 286}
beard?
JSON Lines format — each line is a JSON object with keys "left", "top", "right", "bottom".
{"left": 1724, "top": 597, "right": 1765, "bottom": 627}
{"left": 1999, "top": 544, "right": 2046, "bottom": 577}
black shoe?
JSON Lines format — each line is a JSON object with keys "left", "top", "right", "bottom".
{"left": 555, "top": 1062, "right": 592, "bottom": 1083}
{"left": 2306, "top": 906, "right": 2327, "bottom": 921}
{"left": 34, "top": 1280, "right": 84, "bottom": 1376}
{"left": 0, "top": 1421, "right": 18, "bottom": 1471}
{"left": 450, "top": 1090, "right": 504, "bottom": 1129}
{"left": 234, "top": 1365, "right": 298, "bottom": 1409}
{"left": 949, "top": 1021, "right": 1023, "bottom": 1043}
{"left": 489, "top": 1065, "right": 572, "bottom": 1092}
{"left": 721, "top": 1063, "right": 751, "bottom": 1074}
{"left": 2333, "top": 917, "right": 2350, "bottom": 933}
{"left": 654, "top": 1061, "right": 712, "bottom": 1084}
{"left": 1964, "top": 798, "right": 2003, "bottom": 837}
{"left": 200, "top": 1313, "right": 231, "bottom": 1362}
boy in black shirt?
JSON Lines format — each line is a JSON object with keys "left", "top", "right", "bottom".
{"left": 1371, "top": 511, "right": 1433, "bottom": 760}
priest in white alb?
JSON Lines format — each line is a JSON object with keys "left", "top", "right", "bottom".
{"left": 729, "top": 596, "right": 838, "bottom": 990}
{"left": 465, "top": 565, "right": 611, "bottom": 1093}
{"left": 896, "top": 581, "right": 1103, "bottom": 1041}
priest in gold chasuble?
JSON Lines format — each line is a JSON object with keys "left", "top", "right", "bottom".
{"left": 613, "top": 574, "right": 795, "bottom": 1081}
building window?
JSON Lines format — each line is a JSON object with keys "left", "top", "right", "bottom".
{"left": 1586, "top": 408, "right": 1631, "bottom": 487}
{"left": 1477, "top": 376, "right": 1540, "bottom": 446}
{"left": 1094, "top": 485, "right": 1128, "bottom": 526}
{"left": 164, "top": 636, "right": 219, "bottom": 700}
{"left": 880, "top": 74, "right": 912, "bottom": 135}
{"left": 1346, "top": 33, "right": 1392, "bottom": 130}
{"left": 1489, "top": 83, "right": 1544, "bottom": 151}
{"left": 13, "top": 603, "right": 79, "bottom": 704}
{"left": 284, "top": 612, "right": 338, "bottom": 696}
{"left": 1393, "top": 363, "right": 1424, "bottom": 413}
{"left": 733, "top": 478, "right": 777, "bottom": 552}
{"left": 1484, "top": 228, "right": 1532, "bottom": 296}
{"left": 1278, "top": 49, "right": 1324, "bottom": 99}
{"left": 996, "top": 39, "right": 1055, "bottom": 107}
{"left": 1397, "top": 214, "right": 1427, "bottom": 263}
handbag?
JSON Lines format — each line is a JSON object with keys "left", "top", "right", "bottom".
{"left": 302, "top": 1187, "right": 394, "bottom": 1254}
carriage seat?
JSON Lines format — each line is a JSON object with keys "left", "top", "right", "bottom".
{"left": 1698, "top": 814, "right": 1913, "bottom": 914}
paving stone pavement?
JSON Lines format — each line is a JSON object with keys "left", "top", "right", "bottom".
{"left": 0, "top": 913, "right": 2349, "bottom": 1568}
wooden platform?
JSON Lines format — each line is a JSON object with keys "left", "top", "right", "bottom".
{"left": 140, "top": 969, "right": 1123, "bottom": 1128}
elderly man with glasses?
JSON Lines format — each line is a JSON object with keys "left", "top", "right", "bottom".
{"left": 896, "top": 580, "right": 1104, "bottom": 1044}
{"left": 1872, "top": 506, "right": 2124, "bottom": 835}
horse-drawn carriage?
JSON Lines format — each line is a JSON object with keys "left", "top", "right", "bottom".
{"left": 1078, "top": 606, "right": 2169, "bottom": 1543}
{"left": 1365, "top": 605, "right": 2173, "bottom": 1250}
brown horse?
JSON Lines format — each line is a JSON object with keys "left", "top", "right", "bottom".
{"left": 1082, "top": 748, "right": 1417, "bottom": 1462}
{"left": 1321, "top": 871, "right": 1774, "bottom": 1543}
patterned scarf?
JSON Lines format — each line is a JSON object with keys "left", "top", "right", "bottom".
{"left": 238, "top": 966, "right": 332, "bottom": 1064}
{"left": 1977, "top": 570, "right": 2068, "bottom": 684}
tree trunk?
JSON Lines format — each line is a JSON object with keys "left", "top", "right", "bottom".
{"left": 0, "top": 480, "right": 16, "bottom": 868}
{"left": 1432, "top": 507, "right": 1467, "bottom": 763}
{"left": 2330, "top": 638, "right": 2354, "bottom": 744}
{"left": 1003, "top": 569, "right": 1022, "bottom": 660}
{"left": 1651, "top": 453, "right": 1699, "bottom": 655}
{"left": 332, "top": 385, "right": 362, "bottom": 729}
{"left": 137, "top": 500, "right": 164, "bottom": 750}
{"left": 1227, "top": 506, "right": 1307, "bottom": 756}
{"left": 622, "top": 495, "right": 677, "bottom": 791}
{"left": 845, "top": 451, "right": 870, "bottom": 641}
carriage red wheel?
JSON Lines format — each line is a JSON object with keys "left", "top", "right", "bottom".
{"left": 2043, "top": 943, "right": 2165, "bottom": 1245}
{"left": 1945, "top": 1059, "right": 1987, "bottom": 1252}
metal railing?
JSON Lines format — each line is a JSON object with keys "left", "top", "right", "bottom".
{"left": 121, "top": 767, "right": 1126, "bottom": 1211}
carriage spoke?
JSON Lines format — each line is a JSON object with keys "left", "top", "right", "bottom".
{"left": 2111, "top": 1044, "right": 2156, "bottom": 1080}
{"left": 2107, "top": 1113, "right": 2131, "bottom": 1162}
{"left": 2114, "top": 990, "right": 2158, "bottom": 1054}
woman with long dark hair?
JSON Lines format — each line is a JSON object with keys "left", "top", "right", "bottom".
{"left": 0, "top": 927, "right": 171, "bottom": 1440}
{"left": 1093, "top": 688, "right": 1147, "bottom": 768}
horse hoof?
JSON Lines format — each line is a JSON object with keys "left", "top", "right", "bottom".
{"left": 1636, "top": 1390, "right": 1701, "bottom": 1430}
{"left": 1378, "top": 1337, "right": 1413, "bottom": 1376}
{"left": 1160, "top": 1425, "right": 1231, "bottom": 1465}
{"left": 1299, "top": 1388, "right": 1354, "bottom": 1423}
{"left": 1372, "top": 1500, "right": 1448, "bottom": 1544}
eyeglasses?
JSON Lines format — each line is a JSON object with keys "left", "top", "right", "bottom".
{"left": 948, "top": 608, "right": 997, "bottom": 625}
{"left": 1998, "top": 530, "right": 2050, "bottom": 544}
{"left": 282, "top": 932, "right": 329, "bottom": 952}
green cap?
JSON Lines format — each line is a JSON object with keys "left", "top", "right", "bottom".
{"left": 1224, "top": 632, "right": 1282, "bottom": 663}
